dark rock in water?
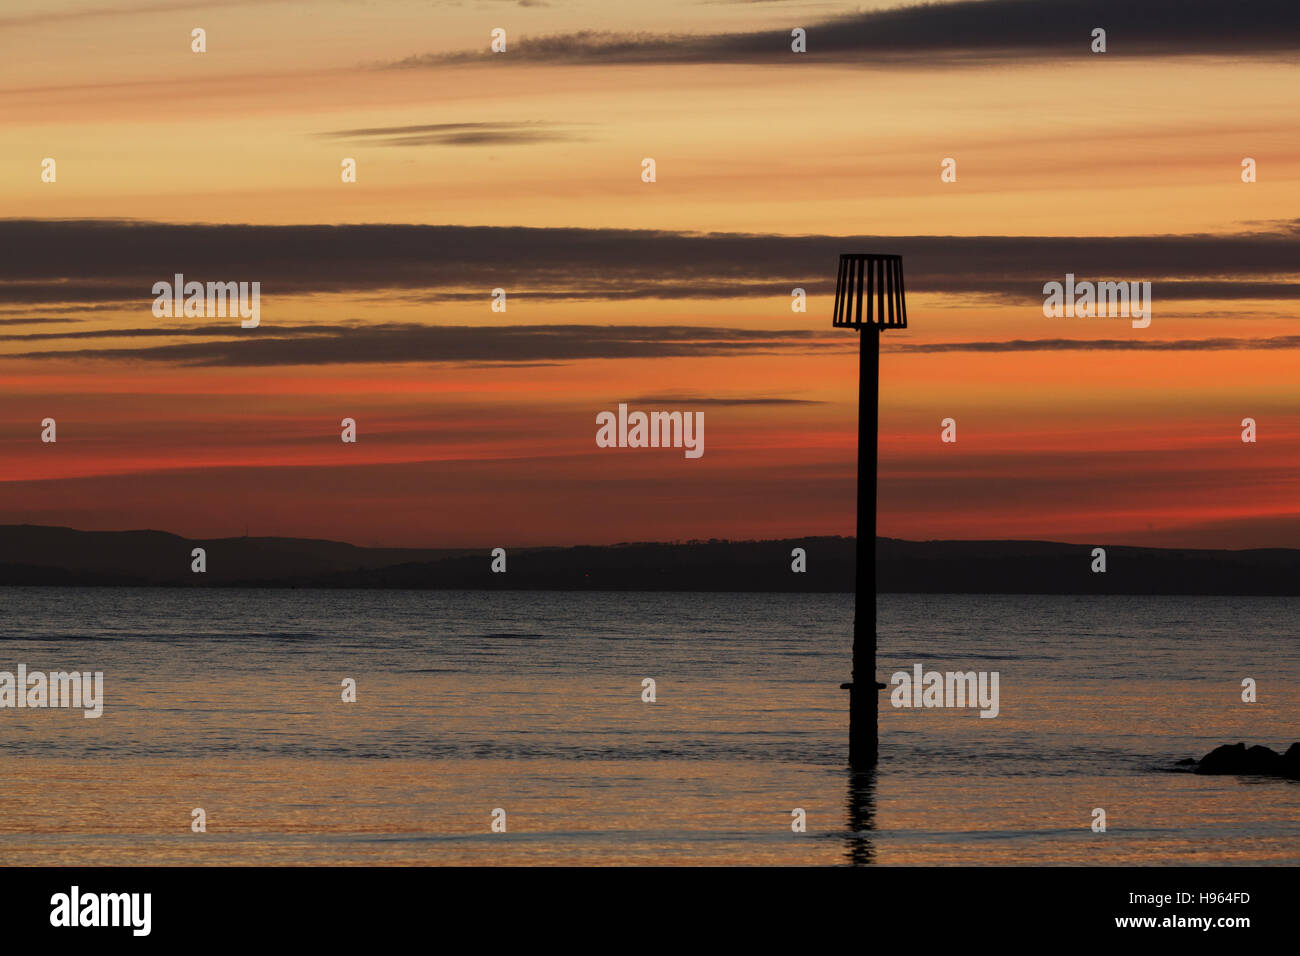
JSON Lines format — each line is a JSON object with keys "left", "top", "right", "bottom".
{"left": 1194, "top": 742, "right": 1300, "bottom": 779}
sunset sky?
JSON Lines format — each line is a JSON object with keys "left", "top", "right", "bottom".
{"left": 1, "top": 0, "right": 1298, "bottom": 548}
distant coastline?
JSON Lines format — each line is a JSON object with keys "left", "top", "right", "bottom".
{"left": 1, "top": 525, "right": 1298, "bottom": 595}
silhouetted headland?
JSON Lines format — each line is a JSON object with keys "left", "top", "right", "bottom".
{"left": 7, "top": 528, "right": 1300, "bottom": 595}
{"left": 1187, "top": 742, "right": 1300, "bottom": 779}
{"left": 2, "top": 525, "right": 1300, "bottom": 593}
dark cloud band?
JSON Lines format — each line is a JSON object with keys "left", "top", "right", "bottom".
{"left": 1, "top": 219, "right": 1296, "bottom": 305}
{"left": 384, "top": 0, "right": 1300, "bottom": 68}
{"left": 7, "top": 323, "right": 839, "bottom": 367}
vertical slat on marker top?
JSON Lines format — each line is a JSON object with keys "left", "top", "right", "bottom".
{"left": 845, "top": 255, "right": 854, "bottom": 324}
{"left": 862, "top": 255, "right": 872, "bottom": 325}
{"left": 833, "top": 255, "right": 846, "bottom": 324}
{"left": 847, "top": 255, "right": 857, "bottom": 325}
{"left": 847, "top": 256, "right": 857, "bottom": 327}
{"left": 883, "top": 260, "right": 894, "bottom": 327}
{"left": 868, "top": 256, "right": 878, "bottom": 324}
{"left": 888, "top": 258, "right": 897, "bottom": 326}
{"left": 876, "top": 258, "right": 886, "bottom": 327}
{"left": 900, "top": 258, "right": 908, "bottom": 326}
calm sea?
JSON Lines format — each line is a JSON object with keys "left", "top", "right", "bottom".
{"left": 0, "top": 588, "right": 1296, "bottom": 865}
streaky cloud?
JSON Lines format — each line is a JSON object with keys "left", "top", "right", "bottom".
{"left": 0, "top": 219, "right": 1296, "bottom": 306}
{"left": 9, "top": 323, "right": 839, "bottom": 367}
{"left": 383, "top": 0, "right": 1300, "bottom": 68}
{"left": 892, "top": 335, "right": 1300, "bottom": 353}
{"left": 316, "top": 121, "right": 584, "bottom": 147}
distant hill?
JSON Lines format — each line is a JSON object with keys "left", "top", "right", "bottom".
{"left": 0, "top": 525, "right": 1298, "bottom": 594}
{"left": 0, "top": 525, "right": 470, "bottom": 586}
{"left": 875, "top": 538, "right": 1300, "bottom": 596}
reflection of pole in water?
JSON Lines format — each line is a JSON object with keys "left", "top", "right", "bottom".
{"left": 845, "top": 769, "right": 877, "bottom": 866}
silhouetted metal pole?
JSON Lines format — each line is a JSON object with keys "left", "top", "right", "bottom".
{"left": 850, "top": 327, "right": 879, "bottom": 765}
{"left": 832, "top": 254, "right": 906, "bottom": 768}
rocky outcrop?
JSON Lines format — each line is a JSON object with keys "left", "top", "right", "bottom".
{"left": 1193, "top": 742, "right": 1300, "bottom": 779}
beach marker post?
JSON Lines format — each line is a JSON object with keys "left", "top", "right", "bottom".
{"left": 832, "top": 253, "right": 907, "bottom": 766}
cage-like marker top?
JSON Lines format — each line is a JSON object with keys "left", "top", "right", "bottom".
{"left": 832, "top": 253, "right": 907, "bottom": 329}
